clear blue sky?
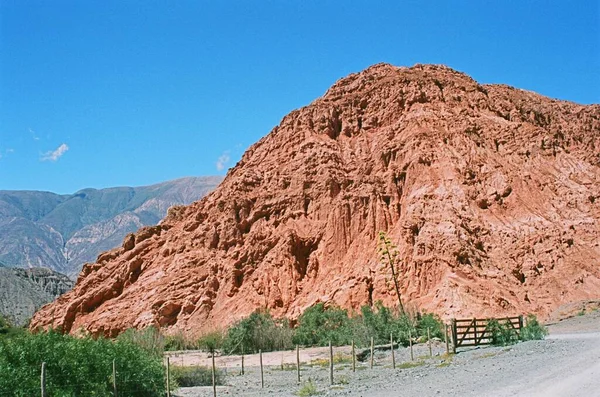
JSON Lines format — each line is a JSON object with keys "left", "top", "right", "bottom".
{"left": 1, "top": 1, "right": 598, "bottom": 194}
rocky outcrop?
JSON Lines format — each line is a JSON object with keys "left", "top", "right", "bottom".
{"left": 30, "top": 63, "right": 600, "bottom": 337}
{"left": 0, "top": 267, "right": 74, "bottom": 326}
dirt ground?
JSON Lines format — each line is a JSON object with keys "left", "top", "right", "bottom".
{"left": 170, "top": 311, "right": 600, "bottom": 396}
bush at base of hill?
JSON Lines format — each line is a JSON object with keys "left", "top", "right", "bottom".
{"left": 293, "top": 303, "right": 354, "bottom": 347}
{"left": 0, "top": 330, "right": 165, "bottom": 397}
{"left": 519, "top": 314, "right": 548, "bottom": 341}
{"left": 221, "top": 301, "right": 446, "bottom": 350}
{"left": 222, "top": 311, "right": 294, "bottom": 355}
{"left": 487, "top": 319, "right": 520, "bottom": 346}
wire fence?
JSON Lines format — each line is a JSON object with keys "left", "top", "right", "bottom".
{"left": 22, "top": 325, "right": 458, "bottom": 396}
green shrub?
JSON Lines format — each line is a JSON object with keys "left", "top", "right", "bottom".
{"left": 360, "top": 302, "right": 395, "bottom": 343}
{"left": 0, "top": 330, "right": 165, "bottom": 396}
{"left": 416, "top": 313, "right": 444, "bottom": 340}
{"left": 520, "top": 315, "right": 548, "bottom": 341}
{"left": 198, "top": 331, "right": 225, "bottom": 353}
{"left": 222, "top": 310, "right": 293, "bottom": 354}
{"left": 359, "top": 302, "right": 408, "bottom": 346}
{"left": 213, "top": 302, "right": 444, "bottom": 353}
{"left": 293, "top": 303, "right": 353, "bottom": 347}
{"left": 356, "top": 302, "right": 442, "bottom": 347}
{"left": 487, "top": 319, "right": 519, "bottom": 346}
{"left": 171, "top": 365, "right": 224, "bottom": 387}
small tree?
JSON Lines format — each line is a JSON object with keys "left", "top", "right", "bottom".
{"left": 377, "top": 231, "right": 405, "bottom": 314}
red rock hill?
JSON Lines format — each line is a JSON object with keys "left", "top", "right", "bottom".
{"left": 30, "top": 64, "right": 600, "bottom": 336}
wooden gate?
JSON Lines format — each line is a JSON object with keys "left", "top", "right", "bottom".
{"left": 451, "top": 316, "right": 523, "bottom": 353}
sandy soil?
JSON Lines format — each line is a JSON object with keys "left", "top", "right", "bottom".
{"left": 171, "top": 312, "right": 600, "bottom": 396}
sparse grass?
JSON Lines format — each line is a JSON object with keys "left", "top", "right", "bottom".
{"left": 333, "top": 352, "right": 353, "bottom": 364}
{"left": 397, "top": 360, "right": 426, "bottom": 369}
{"left": 337, "top": 375, "right": 349, "bottom": 384}
{"left": 297, "top": 379, "right": 320, "bottom": 396}
{"left": 274, "top": 363, "right": 298, "bottom": 371}
{"left": 309, "top": 358, "right": 329, "bottom": 368}
{"left": 435, "top": 353, "right": 454, "bottom": 368}
{"left": 309, "top": 353, "right": 352, "bottom": 367}
{"left": 436, "top": 354, "right": 454, "bottom": 368}
{"left": 477, "top": 351, "right": 499, "bottom": 359}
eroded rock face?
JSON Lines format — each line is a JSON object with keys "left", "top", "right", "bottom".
{"left": 0, "top": 267, "right": 74, "bottom": 326}
{"left": 30, "top": 64, "right": 600, "bottom": 336}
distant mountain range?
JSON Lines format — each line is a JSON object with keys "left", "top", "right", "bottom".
{"left": 0, "top": 266, "right": 74, "bottom": 326}
{"left": 0, "top": 176, "right": 222, "bottom": 278}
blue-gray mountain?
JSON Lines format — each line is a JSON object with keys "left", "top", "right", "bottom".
{"left": 0, "top": 266, "right": 74, "bottom": 326}
{"left": 0, "top": 176, "right": 222, "bottom": 278}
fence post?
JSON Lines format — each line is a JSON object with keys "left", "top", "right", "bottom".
{"left": 409, "top": 329, "right": 414, "bottom": 361}
{"left": 112, "top": 359, "right": 117, "bottom": 397}
{"left": 41, "top": 362, "right": 46, "bottom": 397}
{"left": 519, "top": 315, "right": 524, "bottom": 333}
{"left": 259, "top": 349, "right": 264, "bottom": 388}
{"left": 212, "top": 350, "right": 216, "bottom": 397}
{"left": 428, "top": 327, "right": 432, "bottom": 357}
{"left": 370, "top": 337, "right": 374, "bottom": 369}
{"left": 296, "top": 345, "right": 300, "bottom": 383}
{"left": 351, "top": 340, "right": 356, "bottom": 372}
{"left": 241, "top": 346, "right": 245, "bottom": 376}
{"left": 451, "top": 318, "right": 457, "bottom": 354}
{"left": 390, "top": 333, "right": 395, "bottom": 369}
{"left": 166, "top": 357, "right": 171, "bottom": 397}
{"left": 329, "top": 341, "right": 334, "bottom": 386}
{"left": 445, "top": 324, "right": 450, "bottom": 355}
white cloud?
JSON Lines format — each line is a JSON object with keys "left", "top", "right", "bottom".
{"left": 216, "top": 151, "right": 230, "bottom": 171}
{"left": 29, "top": 128, "right": 40, "bottom": 141}
{"left": 41, "top": 143, "right": 69, "bottom": 161}
{"left": 0, "top": 148, "right": 14, "bottom": 160}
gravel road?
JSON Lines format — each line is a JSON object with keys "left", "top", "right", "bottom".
{"left": 172, "top": 312, "right": 600, "bottom": 396}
